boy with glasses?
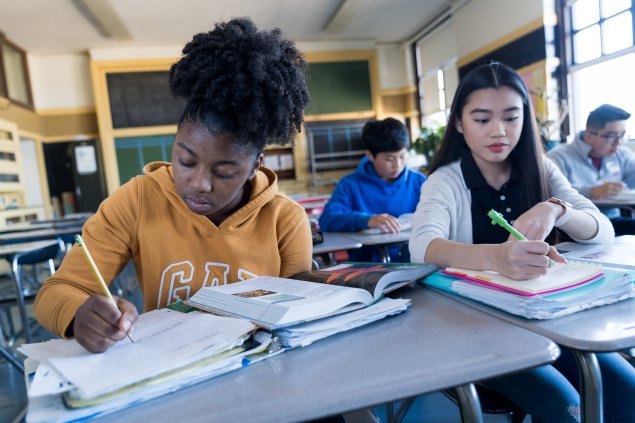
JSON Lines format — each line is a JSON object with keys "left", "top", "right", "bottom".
{"left": 548, "top": 104, "right": 635, "bottom": 235}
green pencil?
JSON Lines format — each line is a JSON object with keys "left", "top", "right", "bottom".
{"left": 487, "top": 209, "right": 527, "bottom": 240}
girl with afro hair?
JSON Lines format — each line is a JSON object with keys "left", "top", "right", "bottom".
{"left": 35, "top": 17, "right": 313, "bottom": 353}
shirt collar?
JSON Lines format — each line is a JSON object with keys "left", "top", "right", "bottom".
{"left": 459, "top": 149, "right": 519, "bottom": 189}
{"left": 575, "top": 131, "right": 594, "bottom": 157}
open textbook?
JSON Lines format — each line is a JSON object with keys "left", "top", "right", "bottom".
{"left": 186, "top": 262, "right": 437, "bottom": 329}
{"left": 442, "top": 261, "right": 604, "bottom": 296}
{"left": 360, "top": 213, "right": 413, "bottom": 234}
{"left": 556, "top": 241, "right": 635, "bottom": 270}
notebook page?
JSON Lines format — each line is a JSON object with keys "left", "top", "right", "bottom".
{"left": 19, "top": 309, "right": 254, "bottom": 398}
{"left": 443, "top": 262, "right": 603, "bottom": 296}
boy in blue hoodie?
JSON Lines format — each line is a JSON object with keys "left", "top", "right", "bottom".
{"left": 319, "top": 118, "right": 426, "bottom": 262}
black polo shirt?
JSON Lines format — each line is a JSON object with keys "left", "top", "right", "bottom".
{"left": 460, "top": 150, "right": 523, "bottom": 244}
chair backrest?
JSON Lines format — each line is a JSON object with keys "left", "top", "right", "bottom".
{"left": 11, "top": 239, "right": 64, "bottom": 285}
{"left": 5, "top": 239, "right": 64, "bottom": 344}
{"left": 12, "top": 239, "right": 64, "bottom": 267}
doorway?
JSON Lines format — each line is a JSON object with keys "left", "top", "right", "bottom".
{"left": 43, "top": 140, "right": 107, "bottom": 216}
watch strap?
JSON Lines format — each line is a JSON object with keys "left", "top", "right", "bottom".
{"left": 547, "top": 197, "right": 573, "bottom": 227}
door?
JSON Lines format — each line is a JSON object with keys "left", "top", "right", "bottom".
{"left": 71, "top": 140, "right": 107, "bottom": 213}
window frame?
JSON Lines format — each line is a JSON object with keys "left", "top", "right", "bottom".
{"left": 0, "top": 34, "right": 34, "bottom": 109}
{"left": 565, "top": 0, "right": 634, "bottom": 66}
{"left": 557, "top": 0, "right": 635, "bottom": 139}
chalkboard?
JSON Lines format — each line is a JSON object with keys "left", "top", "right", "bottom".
{"left": 107, "top": 71, "right": 186, "bottom": 128}
{"left": 115, "top": 135, "right": 174, "bottom": 184}
{"left": 306, "top": 61, "right": 373, "bottom": 115}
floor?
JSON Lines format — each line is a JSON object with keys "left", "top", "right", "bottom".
{"left": 0, "top": 264, "right": 514, "bottom": 423}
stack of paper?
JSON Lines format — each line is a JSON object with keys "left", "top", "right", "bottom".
{"left": 556, "top": 241, "right": 635, "bottom": 270}
{"left": 274, "top": 297, "right": 410, "bottom": 348}
{"left": 442, "top": 262, "right": 604, "bottom": 296}
{"left": 19, "top": 309, "right": 267, "bottom": 423}
{"left": 423, "top": 268, "right": 635, "bottom": 319}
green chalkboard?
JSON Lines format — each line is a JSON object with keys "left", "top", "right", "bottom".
{"left": 115, "top": 135, "right": 174, "bottom": 184}
{"left": 306, "top": 61, "right": 373, "bottom": 115}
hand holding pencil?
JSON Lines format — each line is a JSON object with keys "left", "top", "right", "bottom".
{"left": 487, "top": 209, "right": 566, "bottom": 280}
{"left": 73, "top": 235, "right": 138, "bottom": 353}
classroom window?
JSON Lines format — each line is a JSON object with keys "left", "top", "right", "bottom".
{"left": 0, "top": 35, "right": 33, "bottom": 108}
{"left": 437, "top": 69, "right": 446, "bottom": 111}
{"left": 567, "top": 0, "right": 633, "bottom": 65}
{"left": 559, "top": 0, "right": 635, "bottom": 137}
{"left": 569, "top": 53, "right": 635, "bottom": 138}
{"left": 416, "top": 66, "right": 453, "bottom": 129}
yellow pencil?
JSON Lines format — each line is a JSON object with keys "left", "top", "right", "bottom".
{"left": 75, "top": 235, "right": 135, "bottom": 343}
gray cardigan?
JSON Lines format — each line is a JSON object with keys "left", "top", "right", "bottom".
{"left": 409, "top": 158, "right": 615, "bottom": 263}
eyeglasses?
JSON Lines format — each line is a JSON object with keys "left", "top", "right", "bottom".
{"left": 587, "top": 130, "right": 627, "bottom": 145}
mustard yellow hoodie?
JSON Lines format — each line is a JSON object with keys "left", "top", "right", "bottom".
{"left": 34, "top": 162, "right": 312, "bottom": 338}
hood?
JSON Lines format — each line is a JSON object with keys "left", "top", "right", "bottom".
{"left": 143, "top": 161, "right": 278, "bottom": 231}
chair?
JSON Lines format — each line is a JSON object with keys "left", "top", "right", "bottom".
{"left": 4, "top": 239, "right": 64, "bottom": 344}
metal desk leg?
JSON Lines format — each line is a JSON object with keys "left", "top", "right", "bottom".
{"left": 0, "top": 324, "right": 23, "bottom": 372}
{"left": 0, "top": 345, "right": 24, "bottom": 373}
{"left": 573, "top": 350, "right": 603, "bottom": 423}
{"left": 388, "top": 397, "right": 416, "bottom": 423}
{"left": 378, "top": 245, "right": 391, "bottom": 263}
{"left": 456, "top": 383, "right": 484, "bottom": 423}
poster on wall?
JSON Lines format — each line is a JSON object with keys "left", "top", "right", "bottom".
{"left": 75, "top": 145, "right": 97, "bottom": 175}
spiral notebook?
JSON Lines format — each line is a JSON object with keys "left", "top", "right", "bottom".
{"left": 442, "top": 261, "right": 604, "bottom": 297}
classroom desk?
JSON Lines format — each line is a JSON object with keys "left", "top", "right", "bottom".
{"left": 311, "top": 232, "right": 362, "bottom": 268}
{"left": 435, "top": 291, "right": 635, "bottom": 423}
{"left": 0, "top": 226, "right": 82, "bottom": 245}
{"left": 340, "top": 231, "right": 411, "bottom": 263}
{"left": 29, "top": 212, "right": 92, "bottom": 225}
{"left": 0, "top": 221, "right": 83, "bottom": 235}
{"left": 592, "top": 198, "right": 635, "bottom": 217}
{"left": 92, "top": 288, "right": 559, "bottom": 423}
{"left": 312, "top": 232, "right": 362, "bottom": 255}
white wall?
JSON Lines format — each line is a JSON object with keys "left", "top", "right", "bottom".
{"left": 454, "top": 0, "right": 543, "bottom": 59}
{"left": 88, "top": 46, "right": 182, "bottom": 62}
{"left": 26, "top": 40, "right": 386, "bottom": 111}
{"left": 296, "top": 40, "right": 376, "bottom": 52}
{"left": 376, "top": 44, "right": 410, "bottom": 90}
{"left": 418, "top": 21, "right": 457, "bottom": 74}
{"left": 28, "top": 54, "right": 94, "bottom": 110}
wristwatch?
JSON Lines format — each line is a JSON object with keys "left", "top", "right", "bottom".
{"left": 547, "top": 197, "right": 573, "bottom": 227}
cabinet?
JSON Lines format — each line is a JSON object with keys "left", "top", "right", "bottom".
{"left": 0, "top": 118, "right": 24, "bottom": 209}
{"left": 263, "top": 147, "right": 295, "bottom": 180}
{"left": 0, "top": 207, "right": 43, "bottom": 226}
{"left": 0, "top": 118, "right": 42, "bottom": 227}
